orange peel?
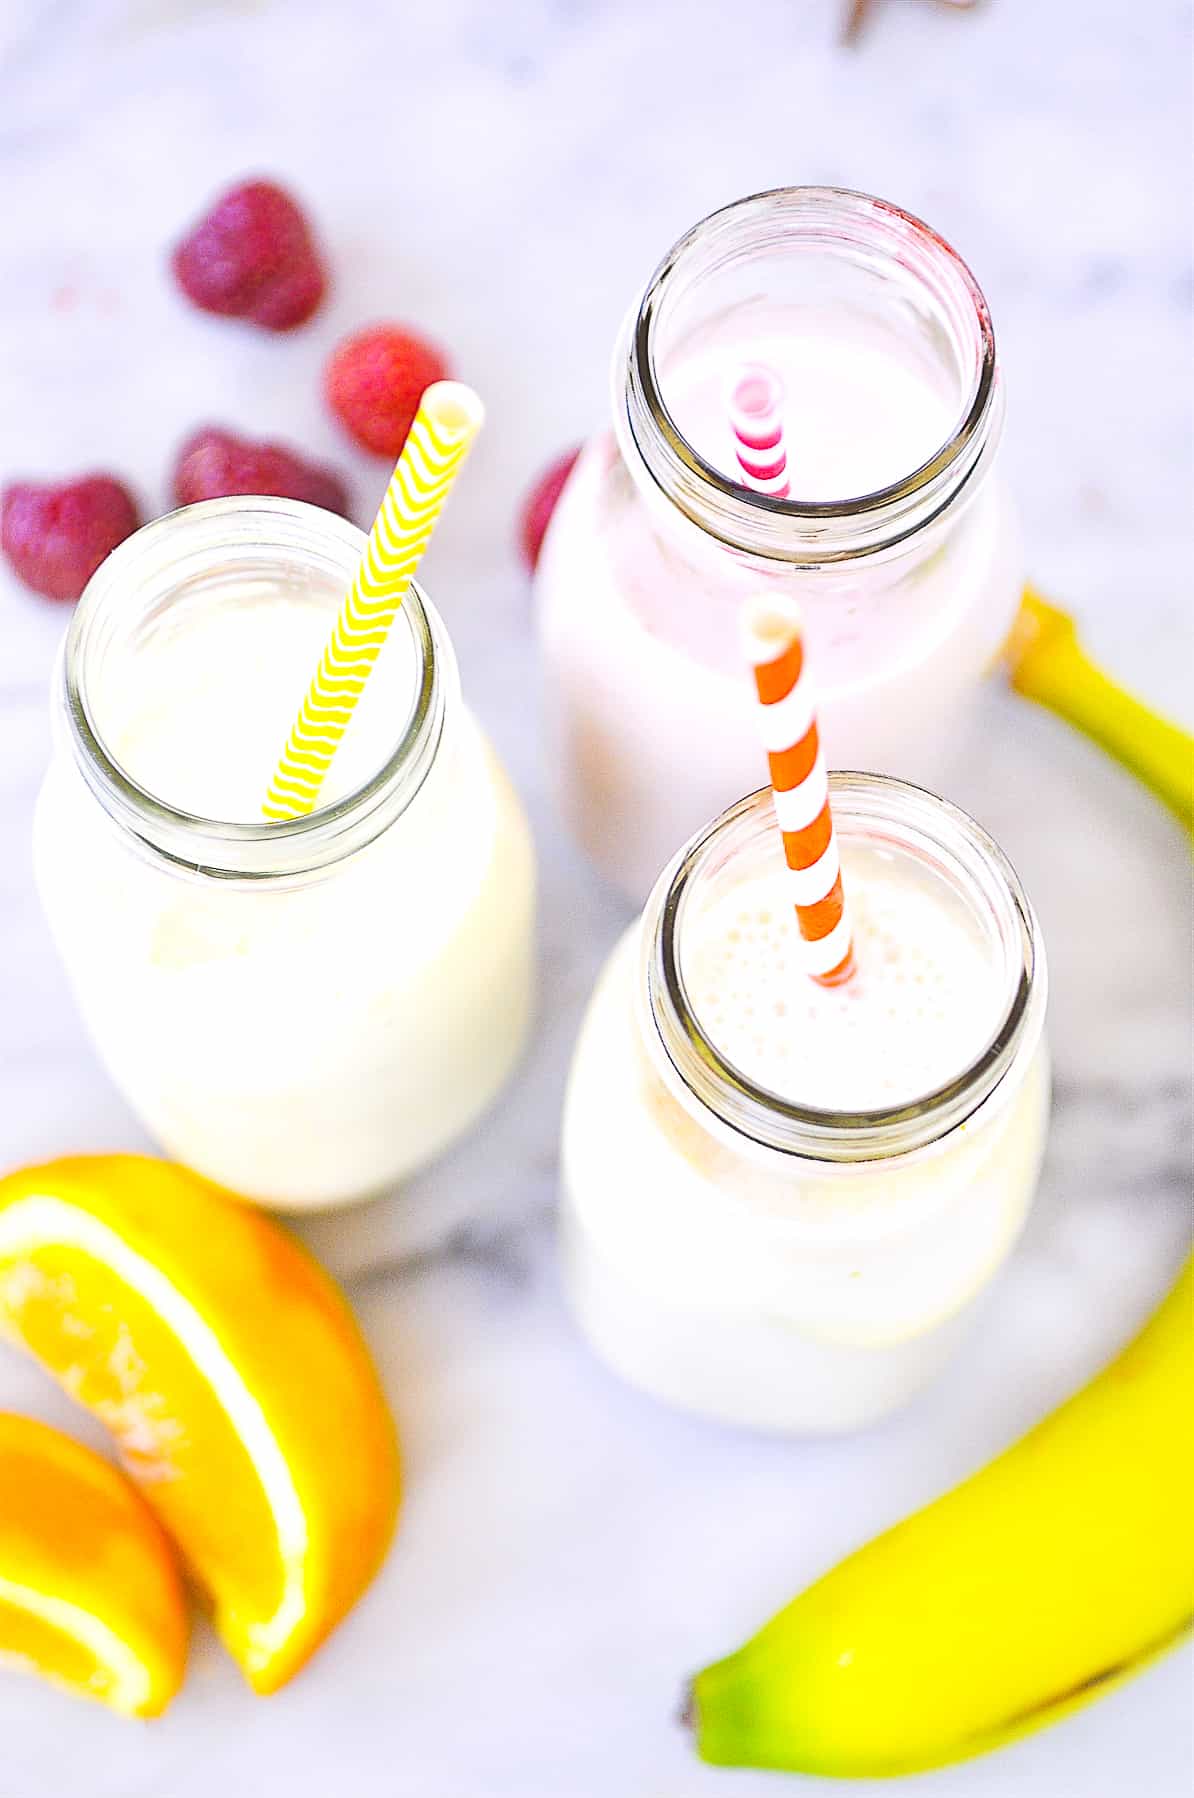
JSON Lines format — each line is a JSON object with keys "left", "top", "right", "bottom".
{"left": 0, "top": 1410, "right": 188, "bottom": 1716}
{"left": 0, "top": 1155, "right": 399, "bottom": 1694}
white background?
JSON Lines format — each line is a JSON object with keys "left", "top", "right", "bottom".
{"left": 0, "top": 2, "right": 1191, "bottom": 1794}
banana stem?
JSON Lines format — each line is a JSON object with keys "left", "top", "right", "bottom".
{"left": 1007, "top": 588, "right": 1194, "bottom": 837}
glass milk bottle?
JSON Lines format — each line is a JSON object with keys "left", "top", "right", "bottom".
{"left": 537, "top": 187, "right": 1022, "bottom": 901}
{"left": 560, "top": 777, "right": 1049, "bottom": 1433}
{"left": 34, "top": 498, "right": 536, "bottom": 1210}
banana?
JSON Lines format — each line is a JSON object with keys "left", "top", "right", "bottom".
{"left": 688, "top": 1254, "right": 1194, "bottom": 1776}
{"left": 1003, "top": 586, "right": 1194, "bottom": 833}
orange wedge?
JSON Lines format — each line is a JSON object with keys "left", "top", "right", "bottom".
{"left": 0, "top": 1411, "right": 188, "bottom": 1716}
{"left": 0, "top": 1156, "right": 400, "bottom": 1694}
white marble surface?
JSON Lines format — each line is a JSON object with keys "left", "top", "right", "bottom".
{"left": 1, "top": 1, "right": 1192, "bottom": 1793}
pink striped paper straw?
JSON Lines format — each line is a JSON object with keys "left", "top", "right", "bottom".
{"left": 729, "top": 363, "right": 790, "bottom": 499}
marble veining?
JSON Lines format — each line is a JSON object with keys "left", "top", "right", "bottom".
{"left": 0, "top": 1, "right": 1191, "bottom": 1793}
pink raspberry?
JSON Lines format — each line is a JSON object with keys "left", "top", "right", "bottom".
{"left": 1, "top": 476, "right": 140, "bottom": 602}
{"left": 172, "top": 427, "right": 350, "bottom": 517}
{"left": 518, "top": 446, "right": 582, "bottom": 570}
{"left": 171, "top": 179, "right": 326, "bottom": 331}
{"left": 324, "top": 324, "right": 451, "bottom": 458}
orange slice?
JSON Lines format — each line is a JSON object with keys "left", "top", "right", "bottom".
{"left": 0, "top": 1411, "right": 188, "bottom": 1716}
{"left": 0, "top": 1156, "right": 400, "bottom": 1694}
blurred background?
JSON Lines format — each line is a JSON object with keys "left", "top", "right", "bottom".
{"left": 0, "top": 3, "right": 1190, "bottom": 1795}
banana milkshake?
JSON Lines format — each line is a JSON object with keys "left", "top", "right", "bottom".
{"left": 537, "top": 188, "right": 1022, "bottom": 901}
{"left": 561, "top": 778, "right": 1049, "bottom": 1433}
{"left": 34, "top": 498, "right": 536, "bottom": 1209}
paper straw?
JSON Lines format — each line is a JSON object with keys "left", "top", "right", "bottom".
{"left": 729, "top": 363, "right": 791, "bottom": 498}
{"left": 263, "top": 382, "right": 483, "bottom": 820}
{"left": 742, "top": 594, "right": 855, "bottom": 986}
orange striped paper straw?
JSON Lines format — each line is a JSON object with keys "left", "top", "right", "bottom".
{"left": 742, "top": 594, "right": 856, "bottom": 987}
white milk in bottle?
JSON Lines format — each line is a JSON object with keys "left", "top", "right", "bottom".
{"left": 560, "top": 777, "right": 1049, "bottom": 1433}
{"left": 537, "top": 188, "right": 1022, "bottom": 901}
{"left": 34, "top": 498, "right": 536, "bottom": 1209}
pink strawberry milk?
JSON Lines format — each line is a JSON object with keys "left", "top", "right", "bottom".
{"left": 535, "top": 187, "right": 1023, "bottom": 901}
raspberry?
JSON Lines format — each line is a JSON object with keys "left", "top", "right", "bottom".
{"left": 324, "top": 325, "right": 451, "bottom": 458}
{"left": 172, "top": 427, "right": 350, "bottom": 517}
{"left": 1, "top": 476, "right": 140, "bottom": 602}
{"left": 518, "top": 446, "right": 582, "bottom": 570}
{"left": 171, "top": 180, "right": 326, "bottom": 331}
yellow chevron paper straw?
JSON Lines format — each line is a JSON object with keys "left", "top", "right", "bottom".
{"left": 262, "top": 381, "right": 484, "bottom": 820}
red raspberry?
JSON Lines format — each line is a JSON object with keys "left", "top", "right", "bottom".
{"left": 324, "top": 325, "right": 451, "bottom": 458}
{"left": 172, "top": 427, "right": 350, "bottom": 517}
{"left": 518, "top": 446, "right": 582, "bottom": 570}
{"left": 171, "top": 180, "right": 326, "bottom": 331}
{"left": 1, "top": 476, "right": 140, "bottom": 602}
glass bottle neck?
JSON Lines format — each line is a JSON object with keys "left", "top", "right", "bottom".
{"left": 614, "top": 186, "right": 1003, "bottom": 567}
{"left": 639, "top": 776, "right": 1045, "bottom": 1164}
{"left": 59, "top": 497, "right": 450, "bottom": 880}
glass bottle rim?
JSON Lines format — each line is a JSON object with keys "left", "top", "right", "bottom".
{"left": 641, "top": 775, "right": 1045, "bottom": 1164}
{"left": 60, "top": 496, "right": 446, "bottom": 880}
{"left": 617, "top": 185, "right": 1001, "bottom": 564}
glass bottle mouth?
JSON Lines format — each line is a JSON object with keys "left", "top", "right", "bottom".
{"left": 60, "top": 496, "right": 446, "bottom": 880}
{"left": 617, "top": 186, "right": 1001, "bottom": 564}
{"left": 642, "top": 776, "right": 1045, "bottom": 1163}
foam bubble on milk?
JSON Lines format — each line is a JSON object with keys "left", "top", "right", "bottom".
{"left": 683, "top": 843, "right": 1005, "bottom": 1112}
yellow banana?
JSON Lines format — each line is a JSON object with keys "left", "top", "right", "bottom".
{"left": 688, "top": 1255, "right": 1194, "bottom": 1776}
{"left": 1004, "top": 587, "right": 1194, "bottom": 833}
